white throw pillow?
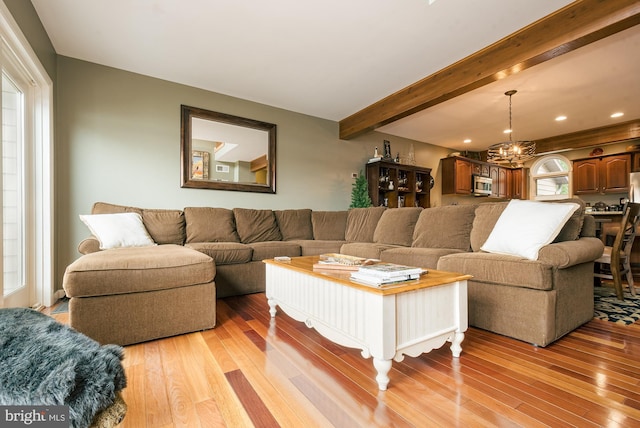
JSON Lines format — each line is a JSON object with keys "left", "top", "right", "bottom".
{"left": 79, "top": 212, "right": 156, "bottom": 250}
{"left": 480, "top": 200, "right": 580, "bottom": 260}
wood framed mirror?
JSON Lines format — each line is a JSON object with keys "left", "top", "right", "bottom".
{"left": 180, "top": 105, "right": 276, "bottom": 193}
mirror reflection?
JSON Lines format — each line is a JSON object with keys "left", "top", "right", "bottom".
{"left": 181, "top": 105, "right": 276, "bottom": 193}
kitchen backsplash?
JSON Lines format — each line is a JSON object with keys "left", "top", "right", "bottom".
{"left": 578, "top": 193, "right": 629, "bottom": 212}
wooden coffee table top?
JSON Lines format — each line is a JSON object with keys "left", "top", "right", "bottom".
{"left": 264, "top": 255, "right": 472, "bottom": 295}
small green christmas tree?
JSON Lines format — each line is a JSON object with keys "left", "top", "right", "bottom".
{"left": 350, "top": 171, "right": 372, "bottom": 208}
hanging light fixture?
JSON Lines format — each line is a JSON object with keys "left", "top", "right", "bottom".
{"left": 487, "top": 90, "right": 535, "bottom": 166}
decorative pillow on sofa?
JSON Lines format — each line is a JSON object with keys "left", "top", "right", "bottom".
{"left": 184, "top": 207, "right": 240, "bottom": 243}
{"left": 480, "top": 199, "right": 580, "bottom": 260}
{"left": 373, "top": 207, "right": 423, "bottom": 247}
{"left": 274, "top": 209, "right": 313, "bottom": 240}
{"left": 79, "top": 212, "right": 156, "bottom": 250}
{"left": 233, "top": 208, "right": 283, "bottom": 243}
{"left": 345, "top": 206, "right": 386, "bottom": 242}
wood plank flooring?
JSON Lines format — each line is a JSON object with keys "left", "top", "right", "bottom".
{"left": 48, "top": 292, "right": 640, "bottom": 427}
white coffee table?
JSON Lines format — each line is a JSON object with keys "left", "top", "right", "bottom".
{"left": 264, "top": 256, "right": 471, "bottom": 390}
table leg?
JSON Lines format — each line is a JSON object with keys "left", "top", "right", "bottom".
{"left": 268, "top": 298, "right": 277, "bottom": 318}
{"left": 450, "top": 331, "right": 464, "bottom": 358}
{"left": 373, "top": 358, "right": 392, "bottom": 391}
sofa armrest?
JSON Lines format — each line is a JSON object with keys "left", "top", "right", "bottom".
{"left": 537, "top": 237, "right": 604, "bottom": 269}
{"left": 78, "top": 236, "right": 101, "bottom": 255}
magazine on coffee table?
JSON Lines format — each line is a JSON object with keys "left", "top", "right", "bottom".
{"left": 350, "top": 270, "right": 424, "bottom": 286}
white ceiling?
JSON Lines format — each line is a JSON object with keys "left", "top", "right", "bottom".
{"left": 30, "top": 0, "right": 639, "bottom": 152}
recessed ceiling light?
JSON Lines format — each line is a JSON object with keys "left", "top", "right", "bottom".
{"left": 463, "top": 139, "right": 471, "bottom": 144}
{"left": 503, "top": 129, "right": 512, "bottom": 134}
{"left": 555, "top": 115, "right": 567, "bottom": 121}
{"left": 611, "top": 112, "right": 624, "bottom": 118}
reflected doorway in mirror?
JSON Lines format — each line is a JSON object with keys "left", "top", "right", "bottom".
{"left": 191, "top": 150, "right": 209, "bottom": 180}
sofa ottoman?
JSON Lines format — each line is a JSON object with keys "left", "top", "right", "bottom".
{"left": 63, "top": 244, "right": 216, "bottom": 345}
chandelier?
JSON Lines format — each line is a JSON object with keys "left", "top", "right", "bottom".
{"left": 487, "top": 90, "right": 535, "bottom": 167}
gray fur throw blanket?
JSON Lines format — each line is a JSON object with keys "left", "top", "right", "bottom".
{"left": 0, "top": 308, "right": 126, "bottom": 428}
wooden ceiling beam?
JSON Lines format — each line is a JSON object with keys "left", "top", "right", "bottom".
{"left": 339, "top": 0, "right": 640, "bottom": 140}
{"left": 535, "top": 119, "right": 640, "bottom": 153}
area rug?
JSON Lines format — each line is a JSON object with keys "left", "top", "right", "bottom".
{"left": 0, "top": 308, "right": 126, "bottom": 427}
{"left": 594, "top": 286, "right": 640, "bottom": 325}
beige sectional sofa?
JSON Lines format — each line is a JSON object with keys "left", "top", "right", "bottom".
{"left": 65, "top": 200, "right": 603, "bottom": 347}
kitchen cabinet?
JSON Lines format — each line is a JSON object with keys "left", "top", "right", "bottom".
{"left": 632, "top": 151, "right": 640, "bottom": 173}
{"left": 489, "top": 166, "right": 511, "bottom": 198}
{"left": 366, "top": 160, "right": 431, "bottom": 208}
{"left": 441, "top": 157, "right": 474, "bottom": 195}
{"left": 510, "top": 168, "right": 528, "bottom": 199}
{"left": 441, "top": 156, "right": 526, "bottom": 199}
{"left": 573, "top": 153, "right": 630, "bottom": 195}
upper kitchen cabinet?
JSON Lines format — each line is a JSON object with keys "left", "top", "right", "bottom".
{"left": 573, "top": 153, "right": 630, "bottom": 195}
{"left": 441, "top": 156, "right": 526, "bottom": 199}
{"left": 510, "top": 168, "right": 528, "bottom": 200}
{"left": 441, "top": 156, "right": 474, "bottom": 195}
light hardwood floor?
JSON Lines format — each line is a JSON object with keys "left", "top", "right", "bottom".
{"left": 49, "top": 292, "right": 640, "bottom": 427}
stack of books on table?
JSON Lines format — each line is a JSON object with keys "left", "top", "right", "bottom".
{"left": 350, "top": 263, "right": 425, "bottom": 286}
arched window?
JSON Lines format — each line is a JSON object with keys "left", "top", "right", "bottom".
{"left": 530, "top": 155, "right": 571, "bottom": 200}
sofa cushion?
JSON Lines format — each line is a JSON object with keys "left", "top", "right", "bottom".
{"left": 248, "top": 241, "right": 301, "bottom": 261}
{"left": 550, "top": 198, "right": 585, "bottom": 242}
{"left": 437, "top": 252, "right": 554, "bottom": 291}
{"left": 312, "top": 211, "right": 347, "bottom": 240}
{"left": 340, "top": 242, "right": 401, "bottom": 260}
{"left": 294, "top": 239, "right": 346, "bottom": 256}
{"left": 412, "top": 205, "right": 477, "bottom": 251}
{"left": 91, "top": 202, "right": 142, "bottom": 216}
{"left": 381, "top": 246, "right": 466, "bottom": 270}
{"left": 345, "top": 207, "right": 386, "bottom": 242}
{"left": 480, "top": 200, "right": 579, "bottom": 260}
{"left": 79, "top": 213, "right": 155, "bottom": 250}
{"left": 580, "top": 215, "right": 596, "bottom": 238}
{"left": 373, "top": 208, "right": 422, "bottom": 247}
{"left": 184, "top": 207, "right": 240, "bottom": 243}
{"left": 63, "top": 245, "right": 215, "bottom": 297}
{"left": 470, "top": 202, "right": 508, "bottom": 252}
{"left": 233, "top": 208, "right": 282, "bottom": 243}
{"left": 274, "top": 209, "right": 313, "bottom": 240}
{"left": 142, "top": 209, "right": 186, "bottom": 245}
{"left": 185, "top": 242, "right": 252, "bottom": 265}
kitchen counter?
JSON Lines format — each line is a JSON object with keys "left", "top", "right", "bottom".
{"left": 588, "top": 211, "right": 623, "bottom": 215}
{"left": 588, "top": 211, "right": 623, "bottom": 244}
